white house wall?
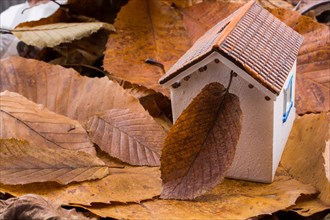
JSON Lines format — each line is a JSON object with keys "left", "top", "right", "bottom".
{"left": 170, "top": 55, "right": 274, "bottom": 183}
{"left": 272, "top": 60, "right": 297, "bottom": 177}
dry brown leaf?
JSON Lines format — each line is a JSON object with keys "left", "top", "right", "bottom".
{"left": 280, "top": 113, "right": 330, "bottom": 204}
{"left": 269, "top": 8, "right": 330, "bottom": 114}
{"left": 103, "top": 0, "right": 191, "bottom": 96}
{"left": 82, "top": 168, "right": 316, "bottom": 219}
{"left": 12, "top": 22, "right": 115, "bottom": 48}
{"left": 0, "top": 138, "right": 109, "bottom": 185}
{"left": 0, "top": 91, "right": 95, "bottom": 155}
{"left": 86, "top": 109, "right": 166, "bottom": 166}
{"left": 0, "top": 194, "right": 92, "bottom": 220}
{"left": 0, "top": 57, "right": 147, "bottom": 125}
{"left": 161, "top": 82, "right": 242, "bottom": 200}
{"left": 182, "top": 1, "right": 243, "bottom": 43}
{"left": 0, "top": 167, "right": 161, "bottom": 206}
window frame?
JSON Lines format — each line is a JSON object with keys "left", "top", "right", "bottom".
{"left": 283, "top": 75, "right": 293, "bottom": 123}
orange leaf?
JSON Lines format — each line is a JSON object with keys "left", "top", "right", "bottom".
{"left": 161, "top": 82, "right": 242, "bottom": 199}
{"left": 103, "top": 0, "right": 191, "bottom": 96}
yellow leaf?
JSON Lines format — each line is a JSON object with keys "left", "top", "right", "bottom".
{"left": 281, "top": 113, "right": 330, "bottom": 204}
{"left": 0, "top": 139, "right": 109, "bottom": 185}
{"left": 81, "top": 168, "right": 316, "bottom": 219}
{"left": 0, "top": 167, "right": 161, "bottom": 206}
{"left": 12, "top": 22, "right": 115, "bottom": 48}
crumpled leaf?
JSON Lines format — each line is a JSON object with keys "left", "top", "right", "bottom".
{"left": 280, "top": 113, "right": 330, "bottom": 204}
{"left": 0, "top": 138, "right": 109, "bottom": 185}
{"left": 82, "top": 168, "right": 317, "bottom": 219}
{"left": 0, "top": 57, "right": 148, "bottom": 125}
{"left": 287, "top": 197, "right": 330, "bottom": 217}
{"left": 269, "top": 8, "right": 330, "bottom": 114}
{"left": 0, "top": 167, "right": 161, "bottom": 206}
{"left": 161, "top": 82, "right": 242, "bottom": 199}
{"left": 295, "top": 0, "right": 329, "bottom": 20}
{"left": 0, "top": 194, "right": 92, "bottom": 220}
{"left": 12, "top": 22, "right": 115, "bottom": 48}
{"left": 86, "top": 109, "right": 167, "bottom": 166}
{"left": 0, "top": 91, "right": 95, "bottom": 155}
{"left": 103, "top": 0, "right": 191, "bottom": 96}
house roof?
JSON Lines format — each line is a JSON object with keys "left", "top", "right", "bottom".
{"left": 159, "top": 1, "right": 304, "bottom": 95}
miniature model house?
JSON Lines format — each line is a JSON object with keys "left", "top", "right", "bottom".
{"left": 159, "top": 1, "right": 303, "bottom": 183}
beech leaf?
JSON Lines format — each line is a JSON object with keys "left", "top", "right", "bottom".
{"left": 0, "top": 138, "right": 108, "bottom": 185}
{"left": 0, "top": 57, "right": 148, "bottom": 125}
{"left": 161, "top": 82, "right": 242, "bottom": 199}
{"left": 86, "top": 109, "right": 167, "bottom": 166}
{"left": 103, "top": 0, "right": 191, "bottom": 96}
{"left": 0, "top": 167, "right": 161, "bottom": 205}
{"left": 0, "top": 91, "right": 95, "bottom": 155}
{"left": 12, "top": 22, "right": 115, "bottom": 48}
{"left": 82, "top": 168, "right": 317, "bottom": 219}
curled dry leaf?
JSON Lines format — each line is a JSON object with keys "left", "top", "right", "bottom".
{"left": 269, "top": 8, "right": 330, "bottom": 114}
{"left": 0, "top": 194, "right": 92, "bottom": 220}
{"left": 12, "top": 22, "right": 115, "bottom": 48}
{"left": 0, "top": 167, "right": 161, "bottom": 206}
{"left": 103, "top": 0, "right": 191, "bottom": 96}
{"left": 0, "top": 139, "right": 109, "bottom": 185}
{"left": 82, "top": 168, "right": 317, "bottom": 219}
{"left": 161, "top": 82, "right": 242, "bottom": 200}
{"left": 280, "top": 113, "right": 330, "bottom": 204}
{"left": 0, "top": 91, "right": 95, "bottom": 155}
{"left": 86, "top": 109, "right": 167, "bottom": 166}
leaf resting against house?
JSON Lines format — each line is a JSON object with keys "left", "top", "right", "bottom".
{"left": 159, "top": 1, "right": 304, "bottom": 200}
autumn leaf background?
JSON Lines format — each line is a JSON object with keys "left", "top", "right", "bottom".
{"left": 0, "top": 0, "right": 329, "bottom": 219}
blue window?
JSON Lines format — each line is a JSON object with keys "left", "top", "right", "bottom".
{"left": 283, "top": 76, "right": 293, "bottom": 123}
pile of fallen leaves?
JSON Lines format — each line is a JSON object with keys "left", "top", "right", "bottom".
{"left": 0, "top": 0, "right": 329, "bottom": 219}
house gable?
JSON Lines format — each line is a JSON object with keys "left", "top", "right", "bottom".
{"left": 159, "top": 1, "right": 303, "bottom": 95}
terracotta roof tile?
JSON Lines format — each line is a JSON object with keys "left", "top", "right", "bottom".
{"left": 159, "top": 1, "right": 303, "bottom": 95}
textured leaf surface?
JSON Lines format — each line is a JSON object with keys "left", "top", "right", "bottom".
{"left": 82, "top": 168, "right": 316, "bottom": 219}
{"left": 161, "top": 82, "right": 242, "bottom": 199}
{"left": 0, "top": 194, "right": 91, "bottom": 220}
{"left": 0, "top": 91, "right": 95, "bottom": 155}
{"left": 270, "top": 9, "right": 330, "bottom": 114}
{"left": 0, "top": 57, "right": 147, "bottom": 124}
{"left": 103, "top": 0, "right": 191, "bottom": 96}
{"left": 86, "top": 109, "right": 166, "bottom": 166}
{"left": 281, "top": 113, "right": 330, "bottom": 204}
{"left": 12, "top": 22, "right": 114, "bottom": 48}
{"left": 0, "top": 138, "right": 108, "bottom": 185}
{"left": 0, "top": 167, "right": 161, "bottom": 205}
